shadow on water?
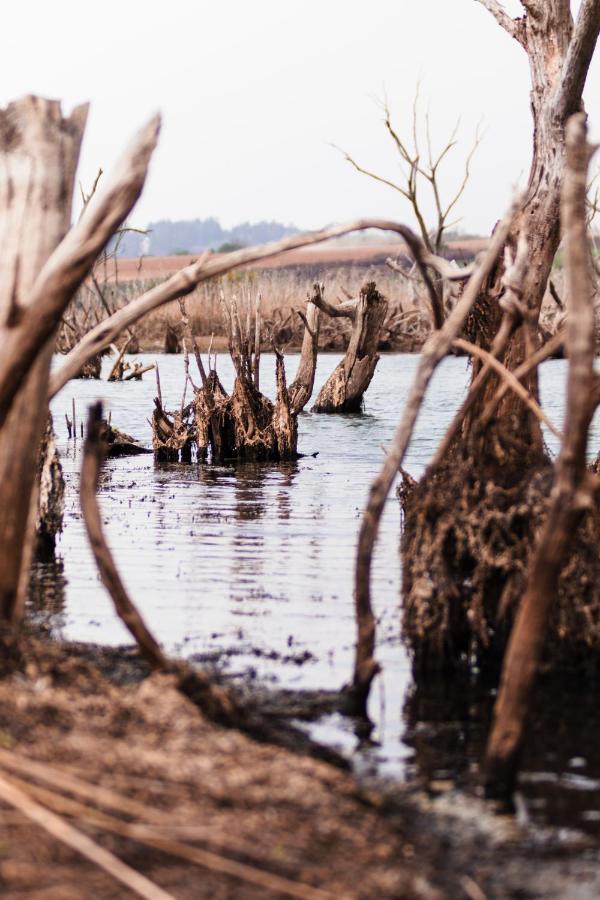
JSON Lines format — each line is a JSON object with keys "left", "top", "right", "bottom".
{"left": 34, "top": 351, "right": 600, "bottom": 839}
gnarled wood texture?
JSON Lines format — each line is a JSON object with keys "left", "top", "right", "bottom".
{"left": 484, "top": 114, "right": 600, "bottom": 798}
{"left": 312, "top": 282, "right": 388, "bottom": 413}
{"left": 0, "top": 97, "right": 87, "bottom": 623}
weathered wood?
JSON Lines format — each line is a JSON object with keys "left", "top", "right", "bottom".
{"left": 347, "top": 205, "right": 517, "bottom": 715}
{"left": 0, "top": 99, "right": 158, "bottom": 626}
{"left": 81, "top": 402, "right": 169, "bottom": 670}
{"left": 0, "top": 97, "right": 87, "bottom": 623}
{"left": 0, "top": 110, "right": 160, "bottom": 428}
{"left": 484, "top": 115, "right": 599, "bottom": 799}
{"left": 288, "top": 290, "right": 321, "bottom": 415}
{"left": 472, "top": 0, "right": 600, "bottom": 443}
{"left": 312, "top": 282, "right": 388, "bottom": 414}
{"left": 48, "top": 218, "right": 443, "bottom": 399}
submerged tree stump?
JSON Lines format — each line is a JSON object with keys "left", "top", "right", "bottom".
{"left": 35, "top": 415, "right": 65, "bottom": 559}
{"left": 312, "top": 282, "right": 388, "bottom": 413}
{"left": 190, "top": 294, "right": 299, "bottom": 463}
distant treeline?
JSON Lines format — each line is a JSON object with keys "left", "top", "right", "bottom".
{"left": 115, "top": 217, "right": 298, "bottom": 257}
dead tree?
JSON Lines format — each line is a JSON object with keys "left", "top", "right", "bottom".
{"left": 189, "top": 294, "right": 299, "bottom": 463}
{"left": 288, "top": 291, "right": 321, "bottom": 415}
{"left": 484, "top": 115, "right": 600, "bottom": 798}
{"left": 467, "top": 0, "right": 600, "bottom": 444}
{"left": 351, "top": 1, "right": 599, "bottom": 716}
{"left": 0, "top": 98, "right": 159, "bottom": 627}
{"left": 0, "top": 98, "right": 87, "bottom": 624}
{"left": 338, "top": 86, "right": 481, "bottom": 254}
{"left": 312, "top": 283, "right": 388, "bottom": 413}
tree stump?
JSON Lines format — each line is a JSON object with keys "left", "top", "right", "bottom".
{"left": 35, "top": 414, "right": 65, "bottom": 560}
{"left": 312, "top": 282, "right": 388, "bottom": 413}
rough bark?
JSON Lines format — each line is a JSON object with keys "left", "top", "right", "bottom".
{"left": 470, "top": 0, "right": 600, "bottom": 444}
{"left": 288, "top": 293, "right": 321, "bottom": 415}
{"left": 0, "top": 97, "right": 87, "bottom": 623}
{"left": 346, "top": 209, "right": 516, "bottom": 715}
{"left": 312, "top": 282, "right": 388, "bottom": 414}
{"left": 484, "top": 114, "right": 599, "bottom": 799}
{"left": 191, "top": 296, "right": 298, "bottom": 463}
{"left": 0, "top": 99, "right": 158, "bottom": 626}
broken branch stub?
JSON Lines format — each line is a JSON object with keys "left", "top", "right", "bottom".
{"left": 313, "top": 282, "right": 388, "bottom": 414}
{"left": 288, "top": 287, "right": 321, "bottom": 415}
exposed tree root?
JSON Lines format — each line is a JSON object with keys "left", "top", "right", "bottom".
{"left": 400, "top": 442, "right": 600, "bottom": 678}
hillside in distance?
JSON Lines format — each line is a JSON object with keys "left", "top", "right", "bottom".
{"left": 116, "top": 217, "right": 299, "bottom": 257}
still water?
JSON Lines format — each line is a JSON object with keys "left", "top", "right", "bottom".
{"left": 44, "top": 351, "right": 600, "bottom": 835}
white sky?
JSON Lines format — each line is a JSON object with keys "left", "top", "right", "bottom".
{"left": 1, "top": 0, "right": 598, "bottom": 236}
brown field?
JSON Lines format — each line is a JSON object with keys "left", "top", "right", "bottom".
{"left": 112, "top": 239, "right": 489, "bottom": 282}
{"left": 77, "top": 241, "right": 487, "bottom": 355}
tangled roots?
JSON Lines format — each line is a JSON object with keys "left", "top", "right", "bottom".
{"left": 401, "top": 447, "right": 600, "bottom": 677}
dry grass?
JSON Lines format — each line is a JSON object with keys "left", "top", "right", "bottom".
{"left": 106, "top": 264, "right": 431, "bottom": 353}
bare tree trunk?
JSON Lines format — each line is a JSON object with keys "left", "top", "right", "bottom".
{"left": 0, "top": 97, "right": 87, "bottom": 623}
{"left": 484, "top": 114, "right": 599, "bottom": 798}
{"left": 313, "top": 282, "right": 388, "bottom": 413}
{"left": 468, "top": 0, "right": 600, "bottom": 445}
{"left": 288, "top": 294, "right": 320, "bottom": 415}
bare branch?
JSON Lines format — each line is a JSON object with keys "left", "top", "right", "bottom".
{"left": 475, "top": 0, "right": 527, "bottom": 46}
{"left": 49, "top": 219, "right": 445, "bottom": 398}
{"left": 555, "top": 0, "right": 600, "bottom": 121}
{"left": 81, "top": 402, "right": 168, "bottom": 672}
{"left": 348, "top": 196, "right": 520, "bottom": 715}
{"left": 0, "top": 113, "right": 160, "bottom": 426}
{"left": 484, "top": 113, "right": 599, "bottom": 797}
{"left": 453, "top": 338, "right": 562, "bottom": 439}
{"left": 0, "top": 773, "right": 173, "bottom": 900}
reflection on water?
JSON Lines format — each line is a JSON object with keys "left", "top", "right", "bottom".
{"left": 40, "top": 351, "right": 600, "bottom": 836}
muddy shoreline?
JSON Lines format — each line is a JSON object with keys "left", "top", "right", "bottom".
{"left": 3, "top": 631, "right": 596, "bottom": 899}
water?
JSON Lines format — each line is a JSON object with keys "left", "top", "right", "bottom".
{"left": 45, "top": 351, "right": 600, "bottom": 836}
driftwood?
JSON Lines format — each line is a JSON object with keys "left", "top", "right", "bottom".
{"left": 312, "top": 282, "right": 388, "bottom": 414}
{"left": 484, "top": 115, "right": 600, "bottom": 798}
{"left": 0, "top": 772, "right": 173, "bottom": 900}
{"left": 107, "top": 336, "right": 132, "bottom": 381}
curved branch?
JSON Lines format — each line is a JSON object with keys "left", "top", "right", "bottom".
{"left": 453, "top": 338, "right": 562, "bottom": 439}
{"left": 49, "top": 219, "right": 439, "bottom": 398}
{"left": 81, "top": 402, "right": 168, "bottom": 671}
{"left": 348, "top": 196, "right": 520, "bottom": 716}
{"left": 475, "top": 0, "right": 527, "bottom": 46}
{"left": 555, "top": 0, "right": 600, "bottom": 121}
{"left": 309, "top": 283, "right": 357, "bottom": 319}
{"left": 0, "top": 113, "right": 161, "bottom": 427}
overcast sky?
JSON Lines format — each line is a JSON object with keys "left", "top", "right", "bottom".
{"left": 1, "top": 1, "right": 598, "bottom": 237}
